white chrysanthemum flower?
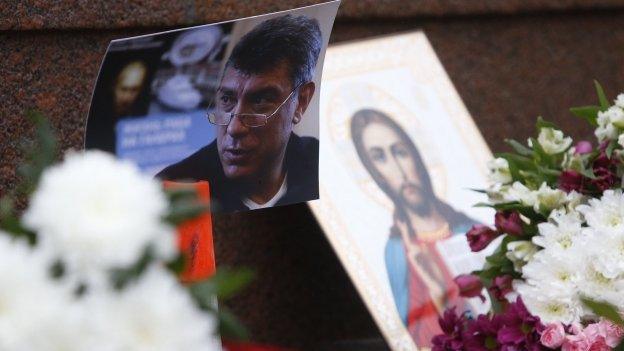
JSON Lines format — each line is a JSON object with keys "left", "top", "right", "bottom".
{"left": 0, "top": 234, "right": 75, "bottom": 351}
{"left": 514, "top": 282, "right": 583, "bottom": 324}
{"left": 616, "top": 94, "right": 624, "bottom": 109}
{"left": 605, "top": 106, "right": 624, "bottom": 128}
{"left": 23, "top": 151, "right": 175, "bottom": 286}
{"left": 581, "top": 226, "right": 624, "bottom": 281}
{"left": 506, "top": 240, "right": 539, "bottom": 272}
{"left": 595, "top": 123, "right": 618, "bottom": 142}
{"left": 507, "top": 181, "right": 536, "bottom": 206}
{"left": 521, "top": 250, "right": 580, "bottom": 291}
{"left": 486, "top": 183, "right": 518, "bottom": 204}
{"left": 618, "top": 134, "right": 624, "bottom": 149}
{"left": 537, "top": 127, "right": 573, "bottom": 155}
{"left": 596, "top": 107, "right": 624, "bottom": 141}
{"left": 533, "top": 182, "right": 567, "bottom": 214}
{"left": 88, "top": 267, "right": 219, "bottom": 351}
{"left": 565, "top": 191, "right": 586, "bottom": 211}
{"left": 576, "top": 259, "right": 622, "bottom": 309}
{"left": 561, "top": 149, "right": 584, "bottom": 170}
{"left": 577, "top": 190, "right": 624, "bottom": 236}
{"left": 25, "top": 303, "right": 103, "bottom": 351}
{"left": 533, "top": 209, "right": 583, "bottom": 254}
{"left": 487, "top": 158, "right": 512, "bottom": 184}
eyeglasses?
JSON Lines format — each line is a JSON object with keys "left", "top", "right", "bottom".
{"left": 207, "top": 82, "right": 304, "bottom": 128}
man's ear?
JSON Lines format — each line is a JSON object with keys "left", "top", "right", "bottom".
{"left": 293, "top": 81, "right": 315, "bottom": 124}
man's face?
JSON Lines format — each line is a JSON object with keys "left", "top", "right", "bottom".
{"left": 215, "top": 62, "right": 297, "bottom": 181}
{"left": 113, "top": 62, "right": 147, "bottom": 116}
{"left": 361, "top": 122, "right": 432, "bottom": 214}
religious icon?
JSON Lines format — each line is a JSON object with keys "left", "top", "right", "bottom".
{"left": 309, "top": 32, "right": 495, "bottom": 350}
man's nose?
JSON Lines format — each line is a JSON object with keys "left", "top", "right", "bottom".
{"left": 225, "top": 102, "right": 249, "bottom": 137}
{"left": 391, "top": 154, "right": 408, "bottom": 181}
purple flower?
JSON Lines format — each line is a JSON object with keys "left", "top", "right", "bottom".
{"left": 432, "top": 307, "right": 466, "bottom": 351}
{"left": 558, "top": 170, "right": 585, "bottom": 193}
{"left": 497, "top": 297, "right": 546, "bottom": 350}
{"left": 592, "top": 167, "right": 618, "bottom": 192}
{"left": 467, "top": 224, "right": 500, "bottom": 252}
{"left": 454, "top": 274, "right": 485, "bottom": 301}
{"left": 574, "top": 140, "right": 593, "bottom": 155}
{"left": 463, "top": 314, "right": 502, "bottom": 350}
{"left": 495, "top": 211, "right": 524, "bottom": 237}
{"left": 592, "top": 154, "right": 619, "bottom": 192}
{"left": 488, "top": 275, "right": 514, "bottom": 301}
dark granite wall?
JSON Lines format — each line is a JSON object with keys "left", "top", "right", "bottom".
{"left": 2, "top": 1, "right": 624, "bottom": 349}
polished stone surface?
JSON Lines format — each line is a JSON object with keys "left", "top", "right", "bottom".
{"left": 2, "top": 3, "right": 623, "bottom": 350}
{"left": 2, "top": 0, "right": 623, "bottom": 30}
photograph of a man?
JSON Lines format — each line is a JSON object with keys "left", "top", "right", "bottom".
{"left": 351, "top": 109, "right": 477, "bottom": 347}
{"left": 112, "top": 61, "right": 149, "bottom": 118}
{"left": 157, "top": 14, "right": 321, "bottom": 213}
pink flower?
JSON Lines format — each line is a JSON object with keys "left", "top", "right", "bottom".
{"left": 540, "top": 322, "right": 566, "bottom": 349}
{"left": 495, "top": 211, "right": 524, "bottom": 236}
{"left": 466, "top": 224, "right": 500, "bottom": 252}
{"left": 454, "top": 274, "right": 484, "bottom": 301}
{"left": 602, "top": 320, "right": 624, "bottom": 347}
{"left": 586, "top": 320, "right": 624, "bottom": 347}
{"left": 562, "top": 333, "right": 591, "bottom": 351}
{"left": 574, "top": 141, "right": 593, "bottom": 155}
{"left": 588, "top": 337, "right": 610, "bottom": 351}
{"left": 561, "top": 321, "right": 623, "bottom": 351}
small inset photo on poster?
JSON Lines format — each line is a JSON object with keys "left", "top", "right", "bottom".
{"left": 85, "top": 1, "right": 340, "bottom": 213}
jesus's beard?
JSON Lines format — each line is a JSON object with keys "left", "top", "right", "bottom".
{"left": 399, "top": 183, "right": 434, "bottom": 217}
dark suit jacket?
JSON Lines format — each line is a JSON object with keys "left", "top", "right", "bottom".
{"left": 156, "top": 133, "right": 319, "bottom": 213}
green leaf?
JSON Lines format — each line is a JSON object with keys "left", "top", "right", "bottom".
{"left": 468, "top": 188, "right": 488, "bottom": 194}
{"left": 529, "top": 137, "right": 556, "bottom": 168}
{"left": 477, "top": 266, "right": 501, "bottom": 280}
{"left": 487, "top": 288, "right": 503, "bottom": 314}
{"left": 0, "top": 215, "right": 37, "bottom": 245}
{"left": 165, "top": 253, "right": 186, "bottom": 275}
{"left": 581, "top": 297, "right": 624, "bottom": 326}
{"left": 535, "top": 116, "right": 560, "bottom": 132}
{"left": 164, "top": 187, "right": 198, "bottom": 203}
{"left": 49, "top": 259, "right": 66, "bottom": 279}
{"left": 110, "top": 246, "right": 155, "bottom": 290}
{"left": 190, "top": 268, "right": 254, "bottom": 302}
{"left": 16, "top": 111, "right": 58, "bottom": 196}
{"left": 164, "top": 201, "right": 210, "bottom": 225}
{"left": 579, "top": 167, "right": 597, "bottom": 180}
{"left": 535, "top": 166, "right": 561, "bottom": 177}
{"left": 505, "top": 139, "right": 533, "bottom": 156}
{"left": 570, "top": 105, "right": 600, "bottom": 127}
{"left": 216, "top": 307, "right": 249, "bottom": 340}
{"left": 606, "top": 139, "right": 618, "bottom": 159}
{"left": 491, "top": 202, "right": 526, "bottom": 211}
{"left": 495, "top": 152, "right": 535, "bottom": 182}
{"left": 594, "top": 80, "right": 610, "bottom": 111}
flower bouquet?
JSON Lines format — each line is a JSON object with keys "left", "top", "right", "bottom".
{"left": 432, "top": 83, "right": 624, "bottom": 351}
{"left": 0, "top": 114, "right": 250, "bottom": 350}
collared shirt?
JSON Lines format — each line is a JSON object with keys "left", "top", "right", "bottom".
{"left": 241, "top": 174, "right": 288, "bottom": 210}
{"left": 156, "top": 133, "right": 318, "bottom": 213}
